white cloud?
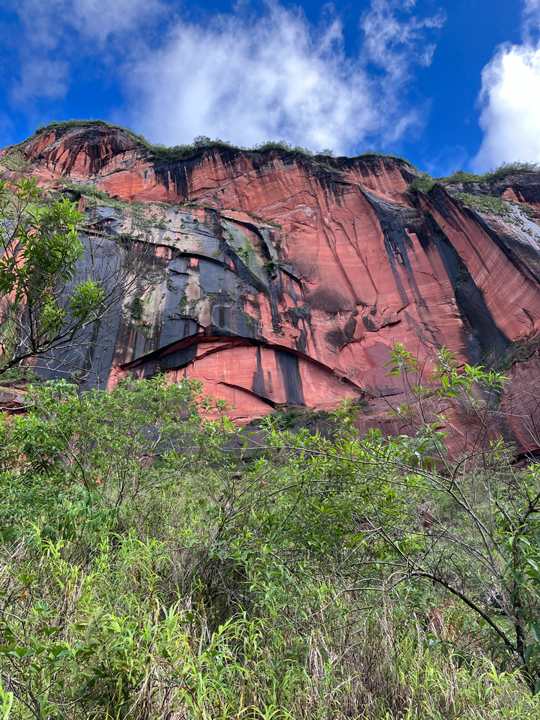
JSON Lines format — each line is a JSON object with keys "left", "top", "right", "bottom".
{"left": 473, "top": 1, "right": 540, "bottom": 171}
{"left": 125, "top": 0, "right": 444, "bottom": 154}
{"left": 524, "top": 0, "right": 540, "bottom": 34}
{"left": 69, "top": 0, "right": 164, "bottom": 43}
{"left": 361, "top": 0, "right": 445, "bottom": 81}
{"left": 15, "top": 0, "right": 163, "bottom": 47}
{"left": 10, "top": 0, "right": 164, "bottom": 102}
{"left": 11, "top": 60, "right": 69, "bottom": 106}
{"left": 8, "top": 0, "right": 443, "bottom": 151}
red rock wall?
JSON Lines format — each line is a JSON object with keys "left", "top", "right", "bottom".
{"left": 2, "top": 124, "right": 540, "bottom": 450}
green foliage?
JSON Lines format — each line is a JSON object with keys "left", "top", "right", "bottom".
{"left": 68, "top": 278, "right": 105, "bottom": 322}
{"left": 352, "top": 149, "right": 418, "bottom": 169}
{"left": 409, "top": 162, "right": 540, "bottom": 195}
{"left": 0, "top": 180, "right": 84, "bottom": 303}
{"left": 0, "top": 366, "right": 42, "bottom": 387}
{"left": 455, "top": 193, "right": 511, "bottom": 216}
{"left": 479, "top": 161, "right": 540, "bottom": 184}
{"left": 1, "top": 355, "right": 540, "bottom": 716}
{"left": 252, "top": 406, "right": 333, "bottom": 431}
{"left": 0, "top": 680, "right": 13, "bottom": 720}
{"left": 408, "top": 172, "right": 436, "bottom": 194}
{"left": 271, "top": 406, "right": 303, "bottom": 429}
{"left": 0, "top": 177, "right": 107, "bottom": 375}
{"left": 263, "top": 259, "right": 278, "bottom": 279}
{"left": 498, "top": 337, "right": 540, "bottom": 372}
{"left": 0, "top": 151, "right": 32, "bottom": 173}
{"left": 130, "top": 296, "right": 144, "bottom": 321}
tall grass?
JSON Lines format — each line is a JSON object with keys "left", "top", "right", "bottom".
{"left": 1, "top": 528, "right": 537, "bottom": 719}
{"left": 0, "top": 375, "right": 539, "bottom": 717}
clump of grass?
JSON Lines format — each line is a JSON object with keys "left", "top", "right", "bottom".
{"left": 497, "top": 336, "right": 540, "bottom": 371}
{"left": 352, "top": 149, "right": 418, "bottom": 170}
{"left": 455, "top": 193, "right": 511, "bottom": 216}
{"left": 0, "top": 151, "right": 32, "bottom": 173}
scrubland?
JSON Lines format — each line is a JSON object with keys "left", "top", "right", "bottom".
{"left": 1, "top": 348, "right": 540, "bottom": 719}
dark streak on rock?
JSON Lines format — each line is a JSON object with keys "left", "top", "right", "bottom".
{"left": 424, "top": 212, "right": 510, "bottom": 362}
{"left": 276, "top": 350, "right": 305, "bottom": 406}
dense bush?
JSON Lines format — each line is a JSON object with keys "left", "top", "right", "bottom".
{"left": 1, "top": 354, "right": 540, "bottom": 718}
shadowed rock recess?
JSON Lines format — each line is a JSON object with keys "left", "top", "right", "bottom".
{"left": 2, "top": 121, "right": 540, "bottom": 450}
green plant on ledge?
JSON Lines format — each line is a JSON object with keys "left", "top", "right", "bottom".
{"left": 455, "top": 193, "right": 511, "bottom": 216}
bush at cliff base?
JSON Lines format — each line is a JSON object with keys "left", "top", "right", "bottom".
{"left": 1, "top": 351, "right": 540, "bottom": 719}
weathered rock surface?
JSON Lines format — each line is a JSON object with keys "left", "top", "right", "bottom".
{"left": 2, "top": 122, "right": 540, "bottom": 449}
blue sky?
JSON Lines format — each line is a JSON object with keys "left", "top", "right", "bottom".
{"left": 0, "top": 0, "right": 539, "bottom": 176}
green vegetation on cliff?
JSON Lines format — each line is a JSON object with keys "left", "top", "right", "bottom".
{"left": 1, "top": 348, "right": 540, "bottom": 718}
{"left": 0, "top": 177, "right": 106, "bottom": 377}
{"left": 409, "top": 162, "right": 540, "bottom": 195}
{"left": 3, "top": 120, "right": 540, "bottom": 191}
{"left": 455, "top": 193, "right": 511, "bottom": 216}
{"left": 3, "top": 119, "right": 416, "bottom": 171}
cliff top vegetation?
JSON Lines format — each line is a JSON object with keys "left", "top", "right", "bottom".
{"left": 4, "top": 118, "right": 417, "bottom": 170}
{"left": 7, "top": 119, "right": 540, "bottom": 191}
{"left": 409, "top": 162, "right": 540, "bottom": 194}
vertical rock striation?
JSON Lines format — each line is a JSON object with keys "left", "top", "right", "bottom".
{"left": 2, "top": 122, "right": 540, "bottom": 450}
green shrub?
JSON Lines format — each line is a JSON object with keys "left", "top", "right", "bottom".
{"left": 1, "top": 358, "right": 540, "bottom": 716}
{"left": 408, "top": 173, "right": 437, "bottom": 193}
{"left": 0, "top": 151, "right": 32, "bottom": 173}
{"left": 409, "top": 161, "right": 540, "bottom": 196}
{"left": 0, "top": 365, "right": 42, "bottom": 386}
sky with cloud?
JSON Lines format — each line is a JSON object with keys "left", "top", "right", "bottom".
{"left": 0, "top": 0, "right": 537, "bottom": 175}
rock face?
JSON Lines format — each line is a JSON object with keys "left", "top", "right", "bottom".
{"left": 2, "top": 122, "right": 540, "bottom": 451}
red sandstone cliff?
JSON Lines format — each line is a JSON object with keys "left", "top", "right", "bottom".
{"left": 2, "top": 122, "right": 540, "bottom": 453}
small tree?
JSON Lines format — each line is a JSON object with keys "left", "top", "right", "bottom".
{"left": 257, "top": 347, "right": 540, "bottom": 693}
{"left": 375, "top": 346, "right": 540, "bottom": 692}
{"left": 0, "top": 177, "right": 105, "bottom": 376}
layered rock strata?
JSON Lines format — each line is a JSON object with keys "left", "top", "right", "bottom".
{"left": 2, "top": 123, "right": 540, "bottom": 452}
